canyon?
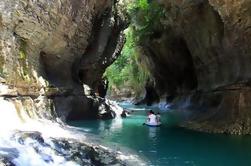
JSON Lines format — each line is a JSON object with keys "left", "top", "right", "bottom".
{"left": 0, "top": 0, "right": 251, "bottom": 150}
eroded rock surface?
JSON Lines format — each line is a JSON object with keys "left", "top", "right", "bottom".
{"left": 139, "top": 0, "right": 251, "bottom": 134}
{"left": 0, "top": 0, "right": 127, "bottom": 121}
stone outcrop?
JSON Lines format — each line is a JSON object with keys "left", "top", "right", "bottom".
{"left": 139, "top": 0, "right": 251, "bottom": 134}
{"left": 0, "top": 0, "right": 127, "bottom": 121}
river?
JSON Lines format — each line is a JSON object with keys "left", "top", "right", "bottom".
{"left": 69, "top": 102, "right": 251, "bottom": 166}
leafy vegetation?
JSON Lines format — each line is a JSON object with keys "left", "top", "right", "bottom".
{"left": 0, "top": 56, "right": 5, "bottom": 77}
{"left": 127, "top": 0, "right": 165, "bottom": 44}
{"left": 105, "top": 28, "right": 149, "bottom": 96}
{"left": 18, "top": 39, "right": 30, "bottom": 81}
{"left": 104, "top": 0, "right": 165, "bottom": 97}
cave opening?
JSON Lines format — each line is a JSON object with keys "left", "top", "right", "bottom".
{"left": 103, "top": 0, "right": 166, "bottom": 102}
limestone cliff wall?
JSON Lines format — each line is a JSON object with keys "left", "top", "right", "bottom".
{"left": 0, "top": 0, "right": 126, "bottom": 121}
{"left": 140, "top": 0, "right": 251, "bottom": 134}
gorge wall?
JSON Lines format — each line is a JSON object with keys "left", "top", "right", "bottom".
{"left": 2, "top": 0, "right": 251, "bottom": 135}
{"left": 138, "top": 0, "right": 251, "bottom": 134}
{"left": 0, "top": 0, "right": 127, "bottom": 121}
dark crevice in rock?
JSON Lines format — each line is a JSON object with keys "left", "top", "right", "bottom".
{"left": 140, "top": 34, "right": 198, "bottom": 105}
{"left": 136, "top": 80, "right": 160, "bottom": 106}
{"left": 77, "top": 8, "right": 126, "bottom": 90}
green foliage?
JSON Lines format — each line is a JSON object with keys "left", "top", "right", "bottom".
{"left": 104, "top": 0, "right": 165, "bottom": 96}
{"left": 128, "top": 0, "right": 166, "bottom": 44}
{"left": 18, "top": 39, "right": 30, "bottom": 81}
{"left": 138, "top": 0, "right": 149, "bottom": 9}
{"left": 104, "top": 28, "right": 149, "bottom": 96}
{"left": 19, "top": 50, "right": 26, "bottom": 59}
{"left": 0, "top": 56, "right": 5, "bottom": 77}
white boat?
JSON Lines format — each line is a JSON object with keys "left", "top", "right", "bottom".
{"left": 145, "top": 122, "right": 161, "bottom": 127}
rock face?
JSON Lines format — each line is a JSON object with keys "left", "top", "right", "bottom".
{"left": 139, "top": 0, "right": 251, "bottom": 134}
{"left": 2, "top": 0, "right": 251, "bottom": 135}
{"left": 0, "top": 0, "right": 126, "bottom": 121}
{"left": 0, "top": 131, "right": 127, "bottom": 166}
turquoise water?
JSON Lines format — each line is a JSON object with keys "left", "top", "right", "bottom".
{"left": 69, "top": 104, "right": 251, "bottom": 166}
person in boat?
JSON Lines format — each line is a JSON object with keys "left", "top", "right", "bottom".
{"left": 156, "top": 112, "right": 161, "bottom": 123}
{"left": 146, "top": 110, "right": 158, "bottom": 125}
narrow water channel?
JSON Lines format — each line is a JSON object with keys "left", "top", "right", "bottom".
{"left": 69, "top": 102, "right": 251, "bottom": 166}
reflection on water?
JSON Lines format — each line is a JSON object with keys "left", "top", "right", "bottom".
{"left": 148, "top": 127, "right": 157, "bottom": 140}
{"left": 110, "top": 118, "right": 123, "bottom": 131}
{"left": 98, "top": 118, "right": 124, "bottom": 138}
{"left": 69, "top": 103, "right": 251, "bottom": 166}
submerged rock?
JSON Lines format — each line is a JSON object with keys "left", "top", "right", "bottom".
{"left": 12, "top": 131, "right": 45, "bottom": 145}
{"left": 8, "top": 131, "right": 126, "bottom": 166}
{"left": 0, "top": 156, "right": 15, "bottom": 166}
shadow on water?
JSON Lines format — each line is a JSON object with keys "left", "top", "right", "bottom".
{"left": 69, "top": 103, "right": 251, "bottom": 166}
